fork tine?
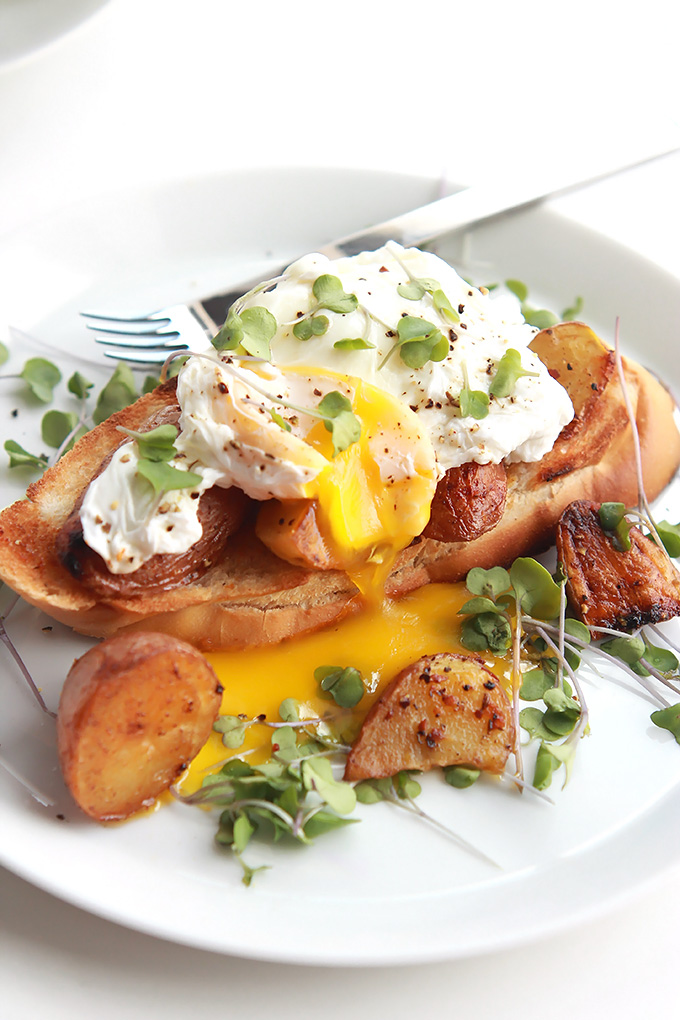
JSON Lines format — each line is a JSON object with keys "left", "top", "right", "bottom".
{"left": 101, "top": 349, "right": 170, "bottom": 366}
{"left": 94, "top": 336, "right": 188, "bottom": 351}
{"left": 80, "top": 310, "right": 171, "bottom": 326}
{"left": 90, "top": 326, "right": 181, "bottom": 342}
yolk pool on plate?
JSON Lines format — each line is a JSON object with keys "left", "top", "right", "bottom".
{"left": 179, "top": 582, "right": 512, "bottom": 796}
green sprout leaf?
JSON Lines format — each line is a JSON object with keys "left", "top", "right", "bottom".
{"left": 333, "top": 337, "right": 375, "bottom": 351}
{"left": 300, "top": 757, "right": 356, "bottom": 815}
{"left": 119, "top": 423, "right": 179, "bottom": 462}
{"left": 312, "top": 275, "right": 358, "bottom": 314}
{"left": 522, "top": 308, "right": 559, "bottom": 330}
{"left": 432, "top": 289, "right": 459, "bottom": 323}
{"left": 67, "top": 371, "right": 94, "bottom": 400}
{"left": 136, "top": 459, "right": 202, "bottom": 496}
{"left": 41, "top": 409, "right": 79, "bottom": 449}
{"left": 505, "top": 279, "right": 529, "bottom": 303}
{"left": 4, "top": 439, "right": 48, "bottom": 470}
{"left": 394, "top": 771, "right": 422, "bottom": 800}
{"left": 533, "top": 742, "right": 562, "bottom": 790}
{"left": 212, "top": 306, "right": 277, "bottom": 360}
{"left": 20, "top": 358, "right": 62, "bottom": 403}
{"left": 655, "top": 520, "right": 680, "bottom": 558}
{"left": 303, "top": 810, "right": 357, "bottom": 839}
{"left": 510, "top": 558, "right": 562, "bottom": 620}
{"left": 232, "top": 812, "right": 255, "bottom": 854}
{"left": 598, "top": 502, "right": 626, "bottom": 530}
{"left": 293, "top": 315, "right": 329, "bottom": 341}
{"left": 394, "top": 315, "right": 448, "bottom": 370}
{"left": 562, "top": 296, "right": 584, "bottom": 320}
{"left": 213, "top": 715, "right": 248, "bottom": 749}
{"left": 642, "top": 642, "right": 679, "bottom": 673}
{"left": 542, "top": 687, "right": 580, "bottom": 736}
{"left": 278, "top": 698, "right": 300, "bottom": 722}
{"left": 519, "top": 707, "right": 564, "bottom": 743}
{"left": 459, "top": 387, "right": 490, "bottom": 419}
{"left": 650, "top": 703, "right": 680, "bottom": 743}
{"left": 519, "top": 667, "right": 555, "bottom": 701}
{"left": 269, "top": 408, "right": 292, "bottom": 432}
{"left": 598, "top": 501, "right": 633, "bottom": 550}
{"left": 314, "top": 664, "right": 365, "bottom": 708}
{"left": 458, "top": 596, "right": 501, "bottom": 615}
{"left": 460, "top": 611, "right": 512, "bottom": 654}
{"left": 600, "top": 634, "right": 645, "bottom": 665}
{"left": 93, "top": 362, "right": 138, "bottom": 425}
{"left": 0, "top": 341, "right": 8, "bottom": 367}
{"left": 489, "top": 349, "right": 540, "bottom": 399}
{"left": 316, "top": 390, "right": 361, "bottom": 457}
{"left": 465, "top": 566, "right": 511, "bottom": 601}
{"left": 444, "top": 765, "right": 480, "bottom": 788}
{"left": 354, "top": 777, "right": 394, "bottom": 804}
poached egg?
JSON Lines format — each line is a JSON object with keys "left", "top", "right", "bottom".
{"left": 80, "top": 243, "right": 574, "bottom": 593}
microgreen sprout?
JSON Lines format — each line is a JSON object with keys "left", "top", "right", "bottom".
{"left": 212, "top": 306, "right": 277, "bottom": 361}
{"left": 314, "top": 664, "right": 365, "bottom": 708}
{"left": 378, "top": 315, "right": 448, "bottom": 370}
{"left": 117, "top": 423, "right": 203, "bottom": 496}
{"left": 174, "top": 702, "right": 358, "bottom": 886}
{"left": 489, "top": 349, "right": 540, "bottom": 399}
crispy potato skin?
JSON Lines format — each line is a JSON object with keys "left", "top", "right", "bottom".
{"left": 57, "top": 632, "right": 223, "bottom": 821}
{"left": 557, "top": 499, "right": 680, "bottom": 630}
{"left": 423, "top": 462, "right": 507, "bottom": 543}
{"left": 344, "top": 653, "right": 515, "bottom": 781}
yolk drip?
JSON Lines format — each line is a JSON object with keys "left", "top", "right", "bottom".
{"left": 179, "top": 582, "right": 512, "bottom": 796}
{"left": 302, "top": 377, "right": 436, "bottom": 596}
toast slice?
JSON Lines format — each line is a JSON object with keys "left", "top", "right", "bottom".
{"left": 0, "top": 324, "right": 678, "bottom": 650}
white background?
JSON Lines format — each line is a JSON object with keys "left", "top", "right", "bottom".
{"left": 1, "top": 0, "right": 679, "bottom": 1016}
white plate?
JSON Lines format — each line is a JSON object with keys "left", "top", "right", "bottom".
{"left": 1, "top": 167, "right": 680, "bottom": 966}
{"left": 0, "top": 0, "right": 110, "bottom": 70}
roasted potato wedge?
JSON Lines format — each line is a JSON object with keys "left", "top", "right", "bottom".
{"left": 557, "top": 499, "right": 680, "bottom": 630}
{"left": 255, "top": 498, "right": 340, "bottom": 570}
{"left": 344, "top": 653, "right": 515, "bottom": 781}
{"left": 57, "top": 631, "right": 223, "bottom": 821}
{"left": 529, "top": 322, "right": 628, "bottom": 482}
{"left": 423, "top": 462, "right": 507, "bottom": 543}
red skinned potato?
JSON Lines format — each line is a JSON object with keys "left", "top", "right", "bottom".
{"left": 57, "top": 631, "right": 222, "bottom": 821}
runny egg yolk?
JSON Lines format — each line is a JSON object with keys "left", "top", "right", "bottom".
{"left": 177, "top": 582, "right": 512, "bottom": 796}
{"left": 270, "top": 375, "right": 437, "bottom": 596}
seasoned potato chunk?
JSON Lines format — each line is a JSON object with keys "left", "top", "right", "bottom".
{"left": 529, "top": 322, "right": 628, "bottom": 482}
{"left": 255, "top": 498, "right": 340, "bottom": 570}
{"left": 57, "top": 632, "right": 223, "bottom": 821}
{"left": 345, "top": 653, "right": 515, "bottom": 781}
{"left": 557, "top": 499, "right": 680, "bottom": 630}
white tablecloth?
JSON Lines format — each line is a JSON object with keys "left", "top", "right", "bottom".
{"left": 1, "top": 1, "right": 679, "bottom": 1015}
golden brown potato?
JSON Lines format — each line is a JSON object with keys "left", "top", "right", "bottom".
{"left": 57, "top": 631, "right": 223, "bottom": 821}
{"left": 345, "top": 653, "right": 515, "bottom": 781}
{"left": 529, "top": 322, "right": 628, "bottom": 483}
{"left": 423, "top": 462, "right": 507, "bottom": 543}
{"left": 557, "top": 499, "right": 680, "bottom": 630}
{"left": 255, "top": 498, "right": 340, "bottom": 570}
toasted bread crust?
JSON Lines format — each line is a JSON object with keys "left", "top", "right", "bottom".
{"left": 1, "top": 331, "right": 679, "bottom": 650}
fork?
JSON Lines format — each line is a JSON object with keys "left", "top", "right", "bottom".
{"left": 82, "top": 146, "right": 680, "bottom": 366}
